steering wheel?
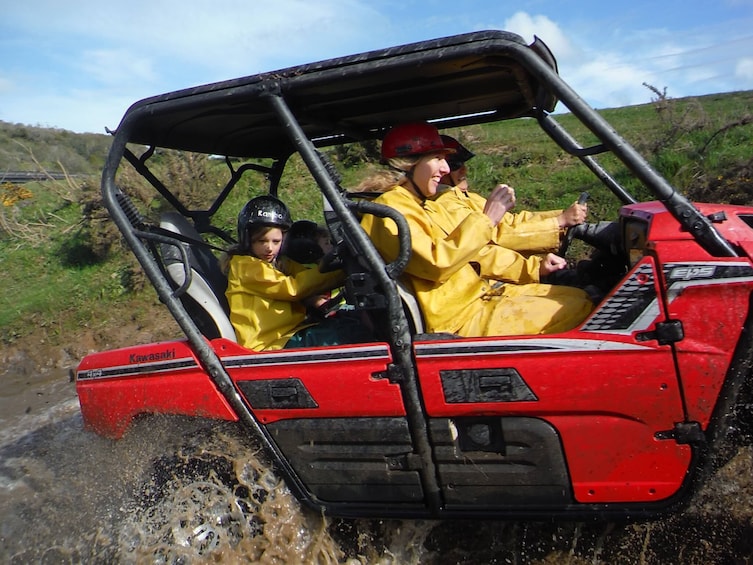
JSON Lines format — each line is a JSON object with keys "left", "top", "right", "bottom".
{"left": 558, "top": 191, "right": 590, "bottom": 257}
{"left": 318, "top": 244, "right": 345, "bottom": 273}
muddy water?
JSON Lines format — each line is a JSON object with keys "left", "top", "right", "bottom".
{"left": 1, "top": 364, "right": 752, "bottom": 564}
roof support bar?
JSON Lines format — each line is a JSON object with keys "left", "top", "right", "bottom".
{"left": 538, "top": 113, "right": 637, "bottom": 205}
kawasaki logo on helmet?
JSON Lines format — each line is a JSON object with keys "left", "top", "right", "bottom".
{"left": 256, "top": 209, "right": 281, "bottom": 221}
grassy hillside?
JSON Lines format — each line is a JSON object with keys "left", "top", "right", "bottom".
{"left": 0, "top": 121, "right": 111, "bottom": 175}
{"left": 1, "top": 90, "right": 752, "bottom": 357}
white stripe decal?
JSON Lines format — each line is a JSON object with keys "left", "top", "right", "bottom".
{"left": 222, "top": 344, "right": 391, "bottom": 368}
{"left": 78, "top": 345, "right": 391, "bottom": 380}
{"left": 414, "top": 338, "right": 650, "bottom": 358}
{"left": 77, "top": 357, "right": 198, "bottom": 380}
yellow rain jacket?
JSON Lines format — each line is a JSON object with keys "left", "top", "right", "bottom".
{"left": 435, "top": 185, "right": 562, "bottom": 254}
{"left": 360, "top": 185, "right": 592, "bottom": 336}
{"left": 226, "top": 255, "right": 344, "bottom": 351}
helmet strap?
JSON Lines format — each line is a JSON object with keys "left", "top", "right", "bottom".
{"left": 387, "top": 162, "right": 425, "bottom": 202}
{"left": 407, "top": 165, "right": 428, "bottom": 202}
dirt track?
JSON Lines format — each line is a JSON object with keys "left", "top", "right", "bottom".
{"left": 0, "top": 300, "right": 181, "bottom": 429}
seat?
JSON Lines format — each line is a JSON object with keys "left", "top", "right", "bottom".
{"left": 159, "top": 212, "right": 237, "bottom": 341}
{"left": 396, "top": 279, "right": 424, "bottom": 335}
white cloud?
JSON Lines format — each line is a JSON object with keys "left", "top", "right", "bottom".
{"left": 78, "top": 49, "right": 157, "bottom": 87}
{"left": 3, "top": 0, "right": 388, "bottom": 79}
{"left": 499, "top": 10, "right": 753, "bottom": 109}
{"left": 735, "top": 57, "right": 753, "bottom": 82}
{"left": 568, "top": 57, "right": 660, "bottom": 108}
{"left": 0, "top": 0, "right": 391, "bottom": 131}
{"left": 501, "top": 12, "right": 655, "bottom": 108}
{"left": 503, "top": 11, "right": 578, "bottom": 61}
{"left": 2, "top": 2, "right": 752, "bottom": 131}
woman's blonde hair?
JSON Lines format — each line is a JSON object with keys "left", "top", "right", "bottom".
{"left": 353, "top": 156, "right": 420, "bottom": 193}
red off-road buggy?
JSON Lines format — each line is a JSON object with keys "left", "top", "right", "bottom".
{"left": 75, "top": 30, "right": 753, "bottom": 520}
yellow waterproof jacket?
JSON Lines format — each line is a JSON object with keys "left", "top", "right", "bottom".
{"left": 435, "top": 185, "right": 562, "bottom": 254}
{"left": 426, "top": 189, "right": 543, "bottom": 284}
{"left": 226, "top": 255, "right": 343, "bottom": 351}
{"left": 360, "top": 185, "right": 506, "bottom": 334}
{"left": 360, "top": 185, "right": 593, "bottom": 337}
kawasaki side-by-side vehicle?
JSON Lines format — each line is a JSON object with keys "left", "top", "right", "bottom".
{"left": 75, "top": 30, "right": 753, "bottom": 520}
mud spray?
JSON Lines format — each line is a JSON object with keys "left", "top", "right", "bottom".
{"left": 1, "top": 373, "right": 752, "bottom": 564}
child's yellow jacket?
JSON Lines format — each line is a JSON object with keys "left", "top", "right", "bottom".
{"left": 226, "top": 255, "right": 343, "bottom": 350}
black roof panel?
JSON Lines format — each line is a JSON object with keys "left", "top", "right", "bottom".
{"left": 116, "top": 30, "right": 558, "bottom": 158}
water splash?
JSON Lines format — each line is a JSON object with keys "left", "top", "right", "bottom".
{"left": 1, "top": 394, "right": 752, "bottom": 563}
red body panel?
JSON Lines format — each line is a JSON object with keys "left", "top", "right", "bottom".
{"left": 413, "top": 335, "right": 689, "bottom": 502}
{"left": 663, "top": 276, "right": 751, "bottom": 426}
{"left": 76, "top": 340, "right": 237, "bottom": 439}
{"left": 217, "top": 341, "right": 406, "bottom": 423}
{"left": 76, "top": 339, "right": 404, "bottom": 436}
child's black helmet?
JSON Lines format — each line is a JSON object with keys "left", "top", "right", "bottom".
{"left": 237, "top": 195, "right": 292, "bottom": 251}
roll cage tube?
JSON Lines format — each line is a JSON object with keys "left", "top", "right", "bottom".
{"left": 513, "top": 43, "right": 737, "bottom": 257}
{"left": 121, "top": 145, "right": 286, "bottom": 236}
{"left": 352, "top": 199, "right": 412, "bottom": 279}
{"left": 263, "top": 88, "right": 444, "bottom": 515}
{"left": 101, "top": 120, "right": 320, "bottom": 511}
{"left": 537, "top": 113, "right": 637, "bottom": 206}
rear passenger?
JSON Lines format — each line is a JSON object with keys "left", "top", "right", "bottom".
{"left": 224, "top": 196, "right": 370, "bottom": 350}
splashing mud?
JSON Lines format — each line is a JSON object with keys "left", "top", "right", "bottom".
{"left": 1, "top": 370, "right": 752, "bottom": 564}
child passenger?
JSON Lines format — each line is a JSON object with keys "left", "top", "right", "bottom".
{"left": 223, "top": 195, "right": 348, "bottom": 351}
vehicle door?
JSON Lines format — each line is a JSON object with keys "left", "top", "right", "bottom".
{"left": 412, "top": 254, "right": 691, "bottom": 511}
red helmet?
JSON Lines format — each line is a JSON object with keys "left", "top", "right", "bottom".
{"left": 380, "top": 122, "right": 455, "bottom": 162}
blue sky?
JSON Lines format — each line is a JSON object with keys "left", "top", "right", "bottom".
{"left": 1, "top": 0, "right": 752, "bottom": 133}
